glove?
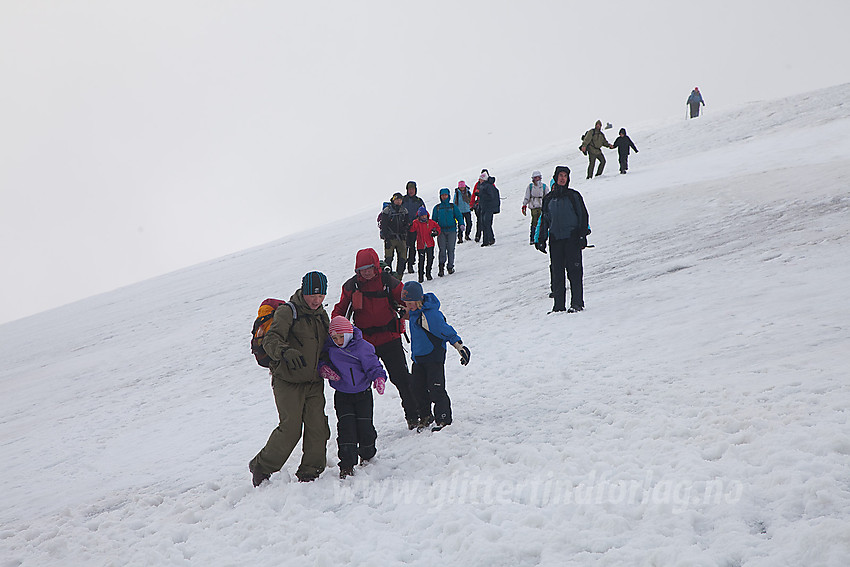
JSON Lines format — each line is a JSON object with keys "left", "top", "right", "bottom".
{"left": 318, "top": 362, "right": 341, "bottom": 381}
{"left": 452, "top": 341, "right": 471, "bottom": 366}
{"left": 282, "top": 348, "right": 307, "bottom": 371}
{"left": 431, "top": 228, "right": 439, "bottom": 237}
{"left": 373, "top": 375, "right": 386, "bottom": 395}
{"left": 521, "top": 205, "right": 527, "bottom": 216}
{"left": 535, "top": 241, "right": 547, "bottom": 254}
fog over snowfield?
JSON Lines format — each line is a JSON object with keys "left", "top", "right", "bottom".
{"left": 1, "top": 84, "right": 849, "bottom": 566}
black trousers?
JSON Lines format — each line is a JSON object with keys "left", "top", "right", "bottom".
{"left": 406, "top": 231, "right": 418, "bottom": 271}
{"left": 411, "top": 348, "right": 452, "bottom": 425}
{"left": 374, "top": 338, "right": 419, "bottom": 422}
{"left": 460, "top": 212, "right": 472, "bottom": 240}
{"left": 334, "top": 389, "right": 377, "bottom": 469}
{"left": 550, "top": 238, "right": 584, "bottom": 311}
{"left": 474, "top": 207, "right": 482, "bottom": 240}
{"left": 417, "top": 247, "right": 434, "bottom": 278}
{"left": 618, "top": 153, "right": 629, "bottom": 173}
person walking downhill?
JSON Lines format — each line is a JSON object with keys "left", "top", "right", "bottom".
{"left": 535, "top": 166, "right": 591, "bottom": 313}
{"left": 454, "top": 181, "right": 473, "bottom": 243}
{"left": 401, "top": 181, "right": 426, "bottom": 274}
{"left": 476, "top": 171, "right": 501, "bottom": 246}
{"left": 409, "top": 207, "right": 440, "bottom": 282}
{"left": 332, "top": 248, "right": 423, "bottom": 430}
{"left": 522, "top": 170, "right": 549, "bottom": 245}
{"left": 432, "top": 188, "right": 465, "bottom": 276}
{"left": 581, "top": 120, "right": 614, "bottom": 179}
{"left": 687, "top": 87, "right": 705, "bottom": 118}
{"left": 319, "top": 316, "right": 387, "bottom": 479}
{"left": 611, "top": 128, "right": 639, "bottom": 174}
{"left": 471, "top": 169, "right": 487, "bottom": 242}
{"left": 401, "top": 281, "right": 470, "bottom": 432}
{"left": 249, "top": 271, "right": 331, "bottom": 487}
{"left": 380, "top": 192, "right": 410, "bottom": 278}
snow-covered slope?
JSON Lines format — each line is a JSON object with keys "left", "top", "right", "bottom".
{"left": 2, "top": 84, "right": 849, "bottom": 567}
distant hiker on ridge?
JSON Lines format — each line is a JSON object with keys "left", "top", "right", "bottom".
{"left": 687, "top": 87, "right": 705, "bottom": 118}
{"left": 581, "top": 120, "right": 614, "bottom": 179}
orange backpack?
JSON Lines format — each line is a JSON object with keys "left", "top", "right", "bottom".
{"left": 250, "top": 299, "right": 297, "bottom": 367}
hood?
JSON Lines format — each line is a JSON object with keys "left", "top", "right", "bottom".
{"left": 552, "top": 165, "right": 571, "bottom": 187}
{"left": 326, "top": 326, "right": 365, "bottom": 351}
{"left": 355, "top": 248, "right": 380, "bottom": 271}
{"left": 420, "top": 292, "right": 441, "bottom": 312}
{"left": 439, "top": 188, "right": 450, "bottom": 199}
{"left": 406, "top": 181, "right": 418, "bottom": 195}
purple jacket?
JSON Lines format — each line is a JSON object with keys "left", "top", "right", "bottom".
{"left": 321, "top": 327, "right": 387, "bottom": 394}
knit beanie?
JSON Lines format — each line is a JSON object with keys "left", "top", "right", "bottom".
{"left": 392, "top": 192, "right": 403, "bottom": 201}
{"left": 401, "top": 280, "right": 424, "bottom": 302}
{"left": 329, "top": 315, "right": 353, "bottom": 335}
{"left": 458, "top": 180, "right": 467, "bottom": 188}
{"left": 417, "top": 206, "right": 428, "bottom": 217}
{"left": 479, "top": 171, "right": 489, "bottom": 181}
{"left": 301, "top": 271, "right": 327, "bottom": 295}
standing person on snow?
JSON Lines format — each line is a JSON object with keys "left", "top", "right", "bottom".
{"left": 522, "top": 170, "right": 549, "bottom": 245}
{"left": 454, "top": 181, "right": 473, "bottom": 243}
{"left": 687, "top": 87, "right": 705, "bottom": 118}
{"left": 332, "top": 248, "right": 422, "bottom": 430}
{"left": 380, "top": 192, "right": 410, "bottom": 279}
{"left": 401, "top": 181, "right": 426, "bottom": 274}
{"left": 432, "top": 188, "right": 465, "bottom": 276}
{"left": 471, "top": 169, "right": 487, "bottom": 242}
{"left": 535, "top": 166, "right": 590, "bottom": 313}
{"left": 409, "top": 207, "right": 440, "bottom": 283}
{"left": 400, "top": 281, "right": 470, "bottom": 432}
{"left": 476, "top": 171, "right": 501, "bottom": 246}
{"left": 249, "top": 271, "right": 331, "bottom": 487}
{"left": 612, "top": 128, "right": 639, "bottom": 174}
{"left": 319, "top": 316, "right": 387, "bottom": 479}
{"left": 581, "top": 120, "right": 614, "bottom": 179}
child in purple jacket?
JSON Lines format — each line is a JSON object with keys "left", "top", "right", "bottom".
{"left": 319, "top": 316, "right": 387, "bottom": 479}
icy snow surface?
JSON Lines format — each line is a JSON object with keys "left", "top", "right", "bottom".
{"left": 2, "top": 84, "right": 850, "bottom": 566}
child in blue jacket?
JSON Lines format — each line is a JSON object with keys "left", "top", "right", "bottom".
{"left": 400, "top": 281, "right": 470, "bottom": 431}
{"left": 319, "top": 316, "right": 387, "bottom": 478}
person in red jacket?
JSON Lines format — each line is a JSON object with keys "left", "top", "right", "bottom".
{"left": 409, "top": 207, "right": 440, "bottom": 283}
{"left": 332, "top": 248, "right": 421, "bottom": 430}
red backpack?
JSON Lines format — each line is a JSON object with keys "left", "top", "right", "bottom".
{"left": 250, "top": 299, "right": 297, "bottom": 367}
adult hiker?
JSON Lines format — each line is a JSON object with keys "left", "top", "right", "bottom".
{"left": 454, "top": 181, "right": 473, "bottom": 243}
{"left": 535, "top": 166, "right": 590, "bottom": 313}
{"left": 380, "top": 192, "right": 410, "bottom": 279}
{"left": 522, "top": 170, "right": 549, "bottom": 245}
{"left": 580, "top": 120, "right": 614, "bottom": 179}
{"left": 401, "top": 181, "right": 426, "bottom": 274}
{"left": 332, "top": 248, "right": 422, "bottom": 430}
{"left": 249, "top": 271, "right": 331, "bottom": 486}
{"left": 431, "top": 188, "right": 465, "bottom": 276}
{"left": 687, "top": 86, "right": 705, "bottom": 118}
{"left": 476, "top": 171, "right": 500, "bottom": 246}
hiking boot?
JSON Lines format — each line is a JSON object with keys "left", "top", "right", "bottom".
{"left": 438, "top": 266, "right": 444, "bottom": 277}
{"left": 474, "top": 236, "right": 480, "bottom": 242}
{"left": 339, "top": 466, "right": 355, "bottom": 479}
{"left": 567, "top": 306, "right": 584, "bottom": 313}
{"left": 426, "top": 273, "right": 433, "bottom": 281}
{"left": 416, "top": 415, "right": 435, "bottom": 432}
{"left": 407, "top": 266, "right": 414, "bottom": 274}
{"left": 431, "top": 422, "right": 449, "bottom": 432}
{"left": 465, "top": 235, "right": 471, "bottom": 241}
{"left": 249, "top": 462, "right": 270, "bottom": 487}
{"left": 548, "top": 292, "right": 555, "bottom": 298}
{"left": 457, "top": 237, "right": 463, "bottom": 244}
{"left": 418, "top": 275, "right": 424, "bottom": 283}
{"left": 447, "top": 267, "right": 454, "bottom": 275}
{"left": 407, "top": 417, "right": 420, "bottom": 430}
{"left": 359, "top": 457, "right": 371, "bottom": 466}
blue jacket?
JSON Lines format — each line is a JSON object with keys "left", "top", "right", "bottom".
{"left": 321, "top": 327, "right": 387, "bottom": 394}
{"left": 432, "top": 189, "right": 465, "bottom": 232}
{"left": 408, "top": 293, "right": 461, "bottom": 363}
{"left": 454, "top": 187, "right": 472, "bottom": 214}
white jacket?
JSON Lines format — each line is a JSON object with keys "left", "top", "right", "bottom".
{"left": 523, "top": 181, "right": 549, "bottom": 210}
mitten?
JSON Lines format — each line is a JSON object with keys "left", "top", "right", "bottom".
{"left": 535, "top": 241, "right": 547, "bottom": 254}
{"left": 282, "top": 348, "right": 307, "bottom": 371}
{"left": 431, "top": 228, "right": 439, "bottom": 237}
{"left": 318, "top": 362, "right": 341, "bottom": 381}
{"left": 452, "top": 342, "right": 471, "bottom": 366}
{"left": 373, "top": 375, "right": 386, "bottom": 395}
{"left": 521, "top": 205, "right": 527, "bottom": 216}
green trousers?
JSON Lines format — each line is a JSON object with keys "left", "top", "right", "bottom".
{"left": 250, "top": 379, "right": 330, "bottom": 480}
{"left": 384, "top": 238, "right": 408, "bottom": 277}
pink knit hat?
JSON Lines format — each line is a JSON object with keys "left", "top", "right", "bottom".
{"left": 329, "top": 316, "right": 353, "bottom": 335}
{"left": 458, "top": 180, "right": 467, "bottom": 188}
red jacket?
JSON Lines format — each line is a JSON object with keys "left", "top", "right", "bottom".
{"left": 331, "top": 248, "right": 405, "bottom": 347}
{"left": 471, "top": 181, "right": 481, "bottom": 208}
{"left": 409, "top": 216, "right": 440, "bottom": 249}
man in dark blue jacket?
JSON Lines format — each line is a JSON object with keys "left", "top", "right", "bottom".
{"left": 535, "top": 166, "right": 590, "bottom": 313}
{"left": 476, "top": 172, "right": 501, "bottom": 247}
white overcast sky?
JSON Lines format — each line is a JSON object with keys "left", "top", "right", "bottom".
{"left": 1, "top": 0, "right": 848, "bottom": 324}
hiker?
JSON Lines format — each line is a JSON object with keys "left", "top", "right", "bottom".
{"left": 522, "top": 170, "right": 549, "bottom": 245}
{"left": 535, "top": 166, "right": 590, "bottom": 313}
{"left": 401, "top": 181, "right": 426, "bottom": 274}
{"left": 687, "top": 87, "right": 705, "bottom": 118}
{"left": 409, "top": 206, "right": 440, "bottom": 282}
{"left": 476, "top": 171, "right": 500, "bottom": 247}
{"left": 454, "top": 181, "right": 473, "bottom": 243}
{"left": 611, "top": 128, "right": 639, "bottom": 174}
{"left": 249, "top": 271, "right": 331, "bottom": 486}
{"left": 332, "top": 248, "right": 422, "bottom": 430}
{"left": 380, "top": 192, "right": 410, "bottom": 279}
{"left": 319, "top": 316, "right": 387, "bottom": 479}
{"left": 580, "top": 120, "right": 614, "bottom": 179}
{"left": 432, "top": 188, "right": 465, "bottom": 276}
{"left": 400, "top": 280, "right": 470, "bottom": 432}
{"left": 471, "top": 169, "right": 487, "bottom": 242}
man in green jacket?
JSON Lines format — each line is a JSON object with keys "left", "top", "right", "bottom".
{"left": 249, "top": 271, "right": 331, "bottom": 486}
{"left": 580, "top": 120, "right": 614, "bottom": 179}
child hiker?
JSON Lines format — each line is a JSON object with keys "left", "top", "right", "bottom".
{"left": 319, "top": 316, "right": 387, "bottom": 479}
{"left": 409, "top": 206, "right": 440, "bottom": 283}
{"left": 401, "top": 281, "right": 470, "bottom": 432}
{"left": 612, "top": 128, "right": 639, "bottom": 174}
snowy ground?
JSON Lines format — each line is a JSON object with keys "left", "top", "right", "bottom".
{"left": 2, "top": 84, "right": 849, "bottom": 566}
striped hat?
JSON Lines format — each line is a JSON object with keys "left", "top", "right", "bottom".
{"left": 329, "top": 316, "right": 353, "bottom": 335}
{"left": 301, "top": 271, "right": 327, "bottom": 295}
